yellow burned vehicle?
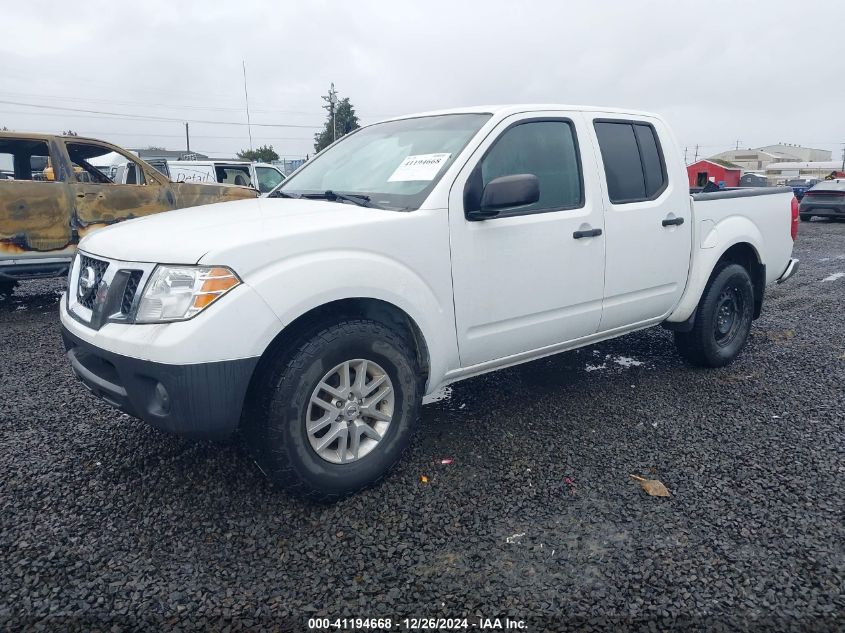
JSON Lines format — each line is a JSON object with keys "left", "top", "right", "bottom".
{"left": 0, "top": 132, "right": 258, "bottom": 297}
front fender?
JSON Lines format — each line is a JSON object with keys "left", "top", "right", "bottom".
{"left": 245, "top": 249, "right": 457, "bottom": 394}
{"left": 666, "top": 215, "right": 764, "bottom": 323}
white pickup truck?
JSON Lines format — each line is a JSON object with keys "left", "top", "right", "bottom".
{"left": 59, "top": 105, "right": 799, "bottom": 499}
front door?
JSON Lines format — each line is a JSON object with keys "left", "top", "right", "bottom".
{"left": 255, "top": 165, "right": 285, "bottom": 194}
{"left": 448, "top": 112, "right": 606, "bottom": 367}
{"left": 588, "top": 116, "right": 692, "bottom": 331}
{"left": 64, "top": 141, "right": 174, "bottom": 235}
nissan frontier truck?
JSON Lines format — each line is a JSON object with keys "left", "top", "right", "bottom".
{"left": 59, "top": 105, "right": 799, "bottom": 499}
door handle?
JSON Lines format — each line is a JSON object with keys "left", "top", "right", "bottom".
{"left": 662, "top": 216, "right": 685, "bottom": 227}
{"left": 573, "top": 228, "right": 602, "bottom": 239}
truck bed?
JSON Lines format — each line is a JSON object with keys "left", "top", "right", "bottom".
{"left": 691, "top": 186, "right": 795, "bottom": 285}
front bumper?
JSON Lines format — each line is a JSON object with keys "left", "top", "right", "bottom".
{"left": 777, "top": 258, "right": 799, "bottom": 284}
{"left": 61, "top": 324, "right": 258, "bottom": 439}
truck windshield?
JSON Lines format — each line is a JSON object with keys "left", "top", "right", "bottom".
{"left": 275, "top": 113, "right": 491, "bottom": 210}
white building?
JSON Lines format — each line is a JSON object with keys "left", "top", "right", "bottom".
{"left": 757, "top": 144, "right": 831, "bottom": 163}
{"left": 710, "top": 149, "right": 796, "bottom": 171}
{"left": 709, "top": 144, "right": 832, "bottom": 173}
{"left": 764, "top": 161, "right": 844, "bottom": 184}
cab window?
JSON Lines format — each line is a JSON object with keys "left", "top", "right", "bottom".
{"left": 593, "top": 121, "right": 667, "bottom": 203}
{"left": 0, "top": 139, "right": 56, "bottom": 182}
{"left": 216, "top": 165, "right": 252, "bottom": 187}
{"left": 66, "top": 142, "right": 147, "bottom": 185}
{"left": 473, "top": 119, "right": 584, "bottom": 216}
{"left": 256, "top": 166, "right": 284, "bottom": 193}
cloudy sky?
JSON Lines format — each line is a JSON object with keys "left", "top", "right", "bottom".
{"left": 2, "top": 0, "right": 843, "bottom": 163}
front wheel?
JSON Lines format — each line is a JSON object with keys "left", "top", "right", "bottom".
{"left": 674, "top": 263, "right": 754, "bottom": 368}
{"left": 799, "top": 214, "right": 811, "bottom": 222}
{"left": 0, "top": 280, "right": 17, "bottom": 300}
{"left": 245, "top": 319, "right": 421, "bottom": 501}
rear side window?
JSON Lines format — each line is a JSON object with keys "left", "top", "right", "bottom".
{"left": 594, "top": 121, "right": 667, "bottom": 203}
{"left": 217, "top": 166, "right": 252, "bottom": 187}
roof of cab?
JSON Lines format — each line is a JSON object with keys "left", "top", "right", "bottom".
{"left": 384, "top": 104, "right": 661, "bottom": 121}
{"left": 0, "top": 130, "right": 119, "bottom": 145}
{"left": 0, "top": 131, "right": 57, "bottom": 141}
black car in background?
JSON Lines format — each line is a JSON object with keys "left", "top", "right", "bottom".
{"left": 799, "top": 180, "right": 845, "bottom": 221}
{"left": 788, "top": 178, "right": 820, "bottom": 201}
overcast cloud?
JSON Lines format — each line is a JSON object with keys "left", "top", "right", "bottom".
{"left": 2, "top": 0, "right": 843, "bottom": 162}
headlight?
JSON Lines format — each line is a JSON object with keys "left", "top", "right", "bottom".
{"left": 135, "top": 265, "right": 240, "bottom": 323}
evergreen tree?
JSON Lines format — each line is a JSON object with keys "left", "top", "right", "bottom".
{"left": 313, "top": 86, "right": 360, "bottom": 153}
{"left": 237, "top": 144, "right": 279, "bottom": 162}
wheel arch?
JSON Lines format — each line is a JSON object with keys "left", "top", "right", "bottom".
{"left": 715, "top": 242, "right": 765, "bottom": 318}
{"left": 242, "top": 298, "right": 432, "bottom": 424}
{"left": 666, "top": 237, "right": 765, "bottom": 327}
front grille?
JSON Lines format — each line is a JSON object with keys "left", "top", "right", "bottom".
{"left": 121, "top": 270, "right": 143, "bottom": 315}
{"left": 77, "top": 255, "right": 109, "bottom": 310}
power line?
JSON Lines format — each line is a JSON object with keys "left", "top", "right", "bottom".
{"left": 0, "top": 90, "right": 395, "bottom": 118}
{"left": 0, "top": 100, "right": 322, "bottom": 128}
{"left": 0, "top": 109, "right": 315, "bottom": 136}
{"left": 63, "top": 131, "right": 313, "bottom": 140}
{"left": 0, "top": 91, "right": 249, "bottom": 113}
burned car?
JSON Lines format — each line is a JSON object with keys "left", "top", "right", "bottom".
{"left": 0, "top": 132, "right": 257, "bottom": 297}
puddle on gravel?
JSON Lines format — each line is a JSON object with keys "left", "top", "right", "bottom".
{"left": 425, "top": 385, "right": 453, "bottom": 404}
{"left": 584, "top": 354, "right": 646, "bottom": 372}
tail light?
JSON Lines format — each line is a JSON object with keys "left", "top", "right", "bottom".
{"left": 804, "top": 190, "right": 845, "bottom": 198}
{"left": 790, "top": 196, "right": 799, "bottom": 241}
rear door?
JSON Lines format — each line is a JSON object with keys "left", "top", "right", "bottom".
{"left": 448, "top": 112, "right": 606, "bottom": 367}
{"left": 588, "top": 115, "right": 691, "bottom": 331}
{"left": 0, "top": 137, "right": 75, "bottom": 261}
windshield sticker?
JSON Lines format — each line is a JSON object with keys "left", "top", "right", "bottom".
{"left": 387, "top": 153, "right": 452, "bottom": 182}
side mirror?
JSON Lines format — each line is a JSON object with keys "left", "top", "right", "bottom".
{"left": 467, "top": 174, "right": 540, "bottom": 221}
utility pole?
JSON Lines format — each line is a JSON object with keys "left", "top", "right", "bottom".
{"left": 694, "top": 144, "right": 699, "bottom": 162}
{"left": 684, "top": 147, "right": 688, "bottom": 164}
{"left": 329, "top": 82, "right": 338, "bottom": 143}
{"left": 841, "top": 143, "right": 845, "bottom": 174}
{"left": 242, "top": 60, "right": 253, "bottom": 151}
{"left": 735, "top": 140, "right": 741, "bottom": 151}
{"left": 185, "top": 122, "right": 190, "bottom": 153}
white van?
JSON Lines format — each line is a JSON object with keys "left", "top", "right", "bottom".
{"left": 167, "top": 160, "right": 285, "bottom": 194}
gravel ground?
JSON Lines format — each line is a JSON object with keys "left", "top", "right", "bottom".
{"left": 1, "top": 221, "right": 843, "bottom": 632}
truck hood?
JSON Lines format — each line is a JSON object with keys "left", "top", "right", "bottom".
{"left": 79, "top": 198, "right": 397, "bottom": 267}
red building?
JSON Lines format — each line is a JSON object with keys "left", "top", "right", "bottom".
{"left": 687, "top": 159, "right": 742, "bottom": 188}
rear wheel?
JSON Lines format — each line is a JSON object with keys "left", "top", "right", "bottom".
{"left": 799, "top": 214, "right": 811, "bottom": 222}
{"left": 245, "top": 319, "right": 421, "bottom": 501}
{"left": 674, "top": 263, "right": 754, "bottom": 368}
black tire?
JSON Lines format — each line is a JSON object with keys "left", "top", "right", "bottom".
{"left": 0, "top": 280, "right": 17, "bottom": 300}
{"left": 799, "top": 214, "right": 811, "bottom": 222}
{"left": 245, "top": 319, "right": 421, "bottom": 501}
{"left": 674, "top": 263, "right": 754, "bottom": 368}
